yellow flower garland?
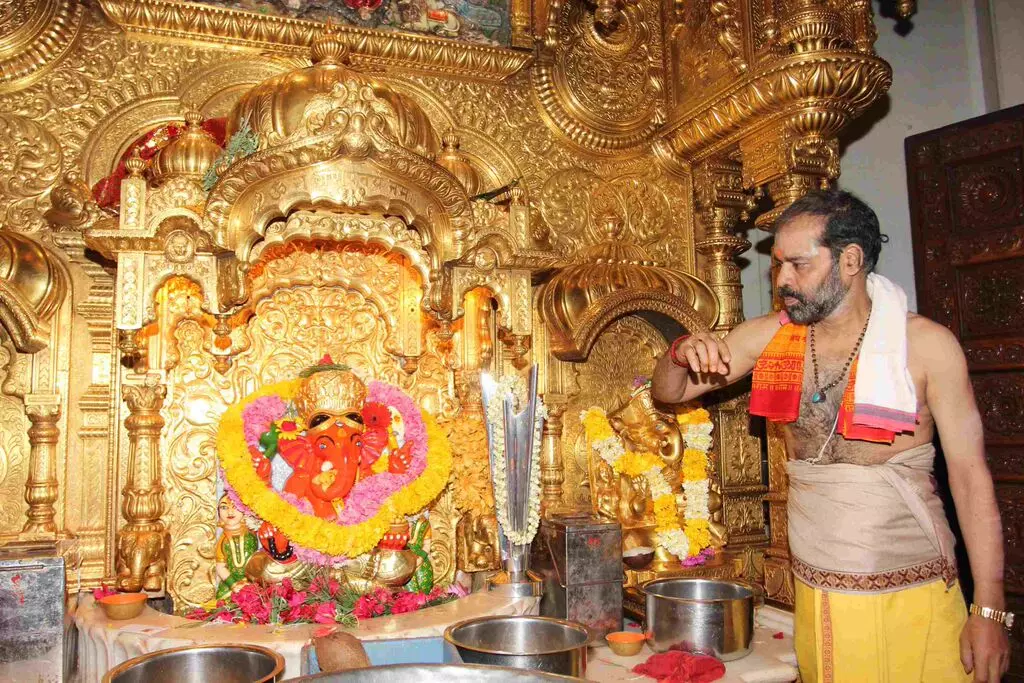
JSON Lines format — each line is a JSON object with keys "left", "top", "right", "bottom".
{"left": 218, "top": 379, "right": 452, "bottom": 558}
{"left": 677, "top": 405, "right": 713, "bottom": 556}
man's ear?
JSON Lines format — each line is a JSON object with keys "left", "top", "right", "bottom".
{"left": 842, "top": 244, "right": 866, "bottom": 275}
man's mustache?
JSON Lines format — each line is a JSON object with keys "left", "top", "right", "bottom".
{"left": 778, "top": 286, "right": 805, "bottom": 303}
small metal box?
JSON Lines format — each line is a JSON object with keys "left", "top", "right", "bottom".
{"left": 532, "top": 513, "right": 622, "bottom": 639}
{"left": 0, "top": 540, "right": 73, "bottom": 683}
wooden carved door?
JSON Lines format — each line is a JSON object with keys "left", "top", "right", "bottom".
{"left": 907, "top": 104, "right": 1024, "bottom": 681}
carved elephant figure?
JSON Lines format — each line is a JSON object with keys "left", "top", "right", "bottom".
{"left": 116, "top": 530, "right": 168, "bottom": 592}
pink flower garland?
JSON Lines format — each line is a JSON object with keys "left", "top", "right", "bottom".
{"left": 242, "top": 396, "right": 287, "bottom": 450}
{"left": 225, "top": 381, "right": 431, "bottom": 565}
{"left": 335, "top": 381, "right": 427, "bottom": 525}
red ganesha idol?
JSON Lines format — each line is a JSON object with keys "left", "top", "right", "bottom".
{"left": 267, "top": 356, "right": 412, "bottom": 520}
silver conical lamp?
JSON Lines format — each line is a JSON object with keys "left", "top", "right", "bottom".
{"left": 480, "top": 365, "right": 544, "bottom": 596}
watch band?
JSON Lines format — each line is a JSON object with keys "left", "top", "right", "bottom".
{"left": 969, "top": 603, "right": 1015, "bottom": 630}
{"left": 669, "top": 336, "right": 691, "bottom": 369}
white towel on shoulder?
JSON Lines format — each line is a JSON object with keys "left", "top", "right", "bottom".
{"left": 852, "top": 274, "right": 919, "bottom": 433}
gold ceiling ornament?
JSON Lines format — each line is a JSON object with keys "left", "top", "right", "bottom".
{"left": 149, "top": 107, "right": 222, "bottom": 185}
{"left": 661, "top": 52, "right": 891, "bottom": 163}
{"left": 661, "top": 0, "right": 890, "bottom": 166}
{"left": 0, "top": 233, "right": 69, "bottom": 353}
{"left": 97, "top": 0, "right": 532, "bottom": 83}
{"left": 539, "top": 212, "right": 718, "bottom": 361}
{"left": 532, "top": 0, "right": 665, "bottom": 154}
{"left": 0, "top": 0, "right": 85, "bottom": 93}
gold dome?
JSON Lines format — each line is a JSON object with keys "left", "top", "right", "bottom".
{"left": 226, "top": 27, "right": 437, "bottom": 157}
{"left": 150, "top": 107, "right": 222, "bottom": 184}
{"left": 435, "top": 131, "right": 480, "bottom": 196}
{"left": 539, "top": 214, "right": 719, "bottom": 361}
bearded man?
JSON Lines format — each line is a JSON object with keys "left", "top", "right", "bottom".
{"left": 652, "top": 190, "right": 1011, "bottom": 682}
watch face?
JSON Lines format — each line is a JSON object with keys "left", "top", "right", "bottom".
{"left": 1007, "top": 612, "right": 1015, "bottom": 629}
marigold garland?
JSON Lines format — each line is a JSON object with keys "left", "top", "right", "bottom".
{"left": 677, "top": 405, "right": 714, "bottom": 556}
{"left": 218, "top": 379, "right": 452, "bottom": 559}
{"left": 581, "top": 401, "right": 715, "bottom": 561}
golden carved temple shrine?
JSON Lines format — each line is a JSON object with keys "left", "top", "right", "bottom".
{"left": 0, "top": 0, "right": 1020, "bottom": 681}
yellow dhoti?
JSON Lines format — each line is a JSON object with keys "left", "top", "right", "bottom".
{"left": 795, "top": 578, "right": 971, "bottom": 682}
{"left": 787, "top": 444, "right": 969, "bottom": 683}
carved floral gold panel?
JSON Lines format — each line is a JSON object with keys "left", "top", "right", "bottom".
{"left": 0, "top": 395, "right": 29, "bottom": 535}
{"left": 561, "top": 315, "right": 665, "bottom": 508}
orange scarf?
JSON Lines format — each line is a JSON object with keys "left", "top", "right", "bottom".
{"left": 749, "top": 321, "right": 896, "bottom": 444}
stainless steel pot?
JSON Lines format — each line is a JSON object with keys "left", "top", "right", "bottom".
{"left": 297, "top": 663, "right": 584, "bottom": 681}
{"left": 444, "top": 615, "right": 589, "bottom": 677}
{"left": 103, "top": 644, "right": 285, "bottom": 683}
{"left": 642, "top": 578, "right": 754, "bottom": 661}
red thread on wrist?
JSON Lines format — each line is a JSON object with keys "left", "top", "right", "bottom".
{"left": 669, "top": 336, "right": 691, "bottom": 368}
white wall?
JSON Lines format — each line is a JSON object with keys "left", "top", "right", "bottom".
{"left": 738, "top": 0, "right": 1024, "bottom": 319}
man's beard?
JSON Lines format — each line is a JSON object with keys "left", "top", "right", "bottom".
{"left": 778, "top": 262, "right": 848, "bottom": 325}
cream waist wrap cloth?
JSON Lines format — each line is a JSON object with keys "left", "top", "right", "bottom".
{"left": 787, "top": 443, "right": 958, "bottom": 593}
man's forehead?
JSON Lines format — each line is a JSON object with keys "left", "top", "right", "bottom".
{"left": 773, "top": 215, "right": 825, "bottom": 259}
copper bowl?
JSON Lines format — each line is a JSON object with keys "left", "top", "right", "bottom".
{"left": 605, "top": 631, "right": 645, "bottom": 657}
{"left": 98, "top": 593, "right": 148, "bottom": 620}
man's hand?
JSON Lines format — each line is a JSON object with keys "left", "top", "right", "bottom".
{"left": 960, "top": 614, "right": 1010, "bottom": 681}
{"left": 674, "top": 333, "right": 733, "bottom": 375}
{"left": 651, "top": 314, "right": 778, "bottom": 405}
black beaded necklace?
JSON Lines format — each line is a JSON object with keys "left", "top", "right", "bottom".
{"left": 808, "top": 311, "right": 871, "bottom": 404}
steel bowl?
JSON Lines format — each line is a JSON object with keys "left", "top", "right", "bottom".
{"left": 642, "top": 578, "right": 754, "bottom": 661}
{"left": 296, "top": 663, "right": 583, "bottom": 681}
{"left": 103, "top": 644, "right": 285, "bottom": 683}
{"left": 444, "top": 615, "right": 589, "bottom": 677}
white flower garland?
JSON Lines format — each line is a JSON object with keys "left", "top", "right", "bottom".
{"left": 485, "top": 374, "right": 547, "bottom": 547}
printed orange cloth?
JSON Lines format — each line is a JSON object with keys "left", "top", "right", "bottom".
{"left": 749, "top": 318, "right": 896, "bottom": 444}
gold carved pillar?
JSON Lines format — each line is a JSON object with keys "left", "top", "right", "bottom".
{"left": 22, "top": 395, "right": 62, "bottom": 536}
{"left": 116, "top": 378, "right": 169, "bottom": 593}
{"left": 693, "top": 157, "right": 751, "bottom": 332}
{"left": 539, "top": 397, "right": 567, "bottom": 515}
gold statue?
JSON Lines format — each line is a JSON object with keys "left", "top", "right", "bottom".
{"left": 596, "top": 382, "right": 728, "bottom": 568}
{"left": 456, "top": 512, "right": 500, "bottom": 572}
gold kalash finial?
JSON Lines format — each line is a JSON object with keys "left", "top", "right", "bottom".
{"left": 292, "top": 354, "right": 367, "bottom": 431}
{"left": 310, "top": 20, "right": 351, "bottom": 66}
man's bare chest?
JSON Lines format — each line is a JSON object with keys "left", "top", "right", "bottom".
{"left": 785, "top": 345, "right": 932, "bottom": 465}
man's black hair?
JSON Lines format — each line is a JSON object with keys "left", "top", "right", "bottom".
{"left": 775, "top": 189, "right": 887, "bottom": 272}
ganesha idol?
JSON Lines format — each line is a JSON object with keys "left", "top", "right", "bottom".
{"left": 215, "top": 355, "right": 452, "bottom": 596}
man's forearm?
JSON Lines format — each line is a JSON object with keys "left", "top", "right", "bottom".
{"left": 952, "top": 470, "right": 1006, "bottom": 609}
{"left": 651, "top": 352, "right": 689, "bottom": 403}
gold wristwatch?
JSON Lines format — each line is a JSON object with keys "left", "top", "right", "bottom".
{"left": 969, "top": 603, "right": 1015, "bottom": 630}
